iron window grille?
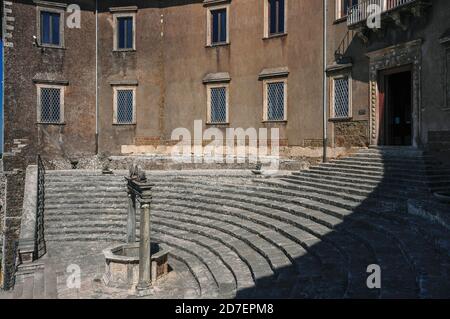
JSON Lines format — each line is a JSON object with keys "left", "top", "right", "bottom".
{"left": 209, "top": 86, "right": 228, "bottom": 124}
{"left": 115, "top": 89, "right": 135, "bottom": 124}
{"left": 269, "top": 0, "right": 285, "bottom": 35}
{"left": 266, "top": 81, "right": 286, "bottom": 121}
{"left": 39, "top": 87, "right": 62, "bottom": 124}
{"left": 333, "top": 76, "right": 350, "bottom": 118}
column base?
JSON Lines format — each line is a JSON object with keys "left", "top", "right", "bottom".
{"left": 135, "top": 282, "right": 153, "bottom": 297}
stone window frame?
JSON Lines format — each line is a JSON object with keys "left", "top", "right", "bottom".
{"left": 330, "top": 73, "right": 353, "bottom": 120}
{"left": 36, "top": 83, "right": 65, "bottom": 125}
{"left": 205, "top": 1, "right": 230, "bottom": 47}
{"left": 111, "top": 7, "right": 137, "bottom": 52}
{"left": 206, "top": 83, "right": 230, "bottom": 125}
{"left": 35, "top": 1, "right": 66, "bottom": 48}
{"left": 112, "top": 85, "right": 137, "bottom": 125}
{"left": 262, "top": 78, "right": 288, "bottom": 123}
{"left": 263, "top": 0, "right": 288, "bottom": 39}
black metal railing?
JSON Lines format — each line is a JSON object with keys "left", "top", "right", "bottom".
{"left": 35, "top": 155, "right": 46, "bottom": 259}
{"left": 334, "top": 29, "right": 355, "bottom": 64}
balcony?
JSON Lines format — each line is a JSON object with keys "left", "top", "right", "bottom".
{"left": 347, "top": 0, "right": 428, "bottom": 28}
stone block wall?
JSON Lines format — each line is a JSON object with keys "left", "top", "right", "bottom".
{"left": 334, "top": 120, "right": 369, "bottom": 148}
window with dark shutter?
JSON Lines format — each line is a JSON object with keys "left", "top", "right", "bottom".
{"left": 269, "top": 0, "right": 285, "bottom": 35}
{"left": 211, "top": 9, "right": 227, "bottom": 44}
{"left": 40, "top": 11, "right": 61, "bottom": 46}
{"left": 117, "top": 16, "right": 133, "bottom": 49}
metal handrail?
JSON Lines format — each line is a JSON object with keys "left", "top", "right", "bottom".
{"left": 35, "top": 155, "right": 46, "bottom": 259}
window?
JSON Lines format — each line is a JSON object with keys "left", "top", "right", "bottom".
{"left": 113, "top": 13, "right": 135, "bottom": 51}
{"left": 331, "top": 75, "right": 351, "bottom": 118}
{"left": 37, "top": 6, "right": 64, "bottom": 47}
{"left": 117, "top": 17, "right": 133, "bottom": 49}
{"left": 41, "top": 11, "right": 60, "bottom": 45}
{"left": 264, "top": 79, "right": 287, "bottom": 122}
{"left": 207, "top": 84, "right": 229, "bottom": 124}
{"left": 264, "top": 0, "right": 287, "bottom": 38}
{"left": 113, "top": 87, "right": 136, "bottom": 124}
{"left": 206, "top": 5, "right": 229, "bottom": 46}
{"left": 269, "top": 0, "right": 285, "bottom": 35}
{"left": 336, "top": 0, "right": 359, "bottom": 19}
{"left": 37, "top": 85, "right": 64, "bottom": 124}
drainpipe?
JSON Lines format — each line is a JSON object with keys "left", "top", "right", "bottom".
{"left": 95, "top": 0, "right": 99, "bottom": 154}
{"left": 323, "top": 0, "right": 328, "bottom": 163}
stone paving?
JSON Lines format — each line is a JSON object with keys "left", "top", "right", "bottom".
{"left": 3, "top": 147, "right": 450, "bottom": 299}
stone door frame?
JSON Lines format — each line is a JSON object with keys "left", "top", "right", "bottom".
{"left": 367, "top": 39, "right": 422, "bottom": 147}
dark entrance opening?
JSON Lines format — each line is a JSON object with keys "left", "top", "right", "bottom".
{"left": 379, "top": 69, "right": 413, "bottom": 146}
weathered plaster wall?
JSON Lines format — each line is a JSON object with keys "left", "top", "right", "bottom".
{"left": 327, "top": 0, "right": 450, "bottom": 146}
{"left": 97, "top": 0, "right": 325, "bottom": 155}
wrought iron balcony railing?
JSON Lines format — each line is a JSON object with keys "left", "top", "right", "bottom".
{"left": 347, "top": 0, "right": 417, "bottom": 27}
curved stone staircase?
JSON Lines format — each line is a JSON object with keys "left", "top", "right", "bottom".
{"left": 11, "top": 147, "right": 450, "bottom": 299}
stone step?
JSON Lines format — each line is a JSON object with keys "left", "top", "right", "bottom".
{"left": 323, "top": 161, "right": 450, "bottom": 175}
{"left": 155, "top": 198, "right": 347, "bottom": 295}
{"left": 45, "top": 202, "right": 128, "bottom": 210}
{"left": 44, "top": 208, "right": 127, "bottom": 216}
{"left": 45, "top": 214, "right": 126, "bottom": 223}
{"left": 154, "top": 234, "right": 236, "bottom": 298}
{"left": 349, "top": 213, "right": 450, "bottom": 298}
{"left": 44, "top": 195, "right": 127, "bottom": 205}
{"left": 153, "top": 204, "right": 378, "bottom": 298}
{"left": 292, "top": 171, "right": 429, "bottom": 190}
{"left": 295, "top": 169, "right": 427, "bottom": 185}
{"left": 154, "top": 239, "right": 220, "bottom": 298}
{"left": 153, "top": 196, "right": 438, "bottom": 298}
{"left": 281, "top": 174, "right": 425, "bottom": 196}
{"left": 337, "top": 155, "right": 435, "bottom": 166}
{"left": 152, "top": 216, "right": 276, "bottom": 287}
{"left": 153, "top": 227, "right": 257, "bottom": 297}
{"left": 258, "top": 178, "right": 409, "bottom": 201}
{"left": 153, "top": 183, "right": 362, "bottom": 216}
{"left": 310, "top": 165, "right": 450, "bottom": 179}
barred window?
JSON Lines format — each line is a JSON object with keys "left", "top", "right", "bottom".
{"left": 333, "top": 76, "right": 350, "bottom": 118}
{"left": 265, "top": 81, "right": 286, "bottom": 121}
{"left": 209, "top": 86, "right": 228, "bottom": 124}
{"left": 38, "top": 86, "right": 63, "bottom": 124}
{"left": 115, "top": 89, "right": 135, "bottom": 124}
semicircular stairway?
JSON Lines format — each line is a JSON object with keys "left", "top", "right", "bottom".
{"left": 41, "top": 148, "right": 450, "bottom": 299}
